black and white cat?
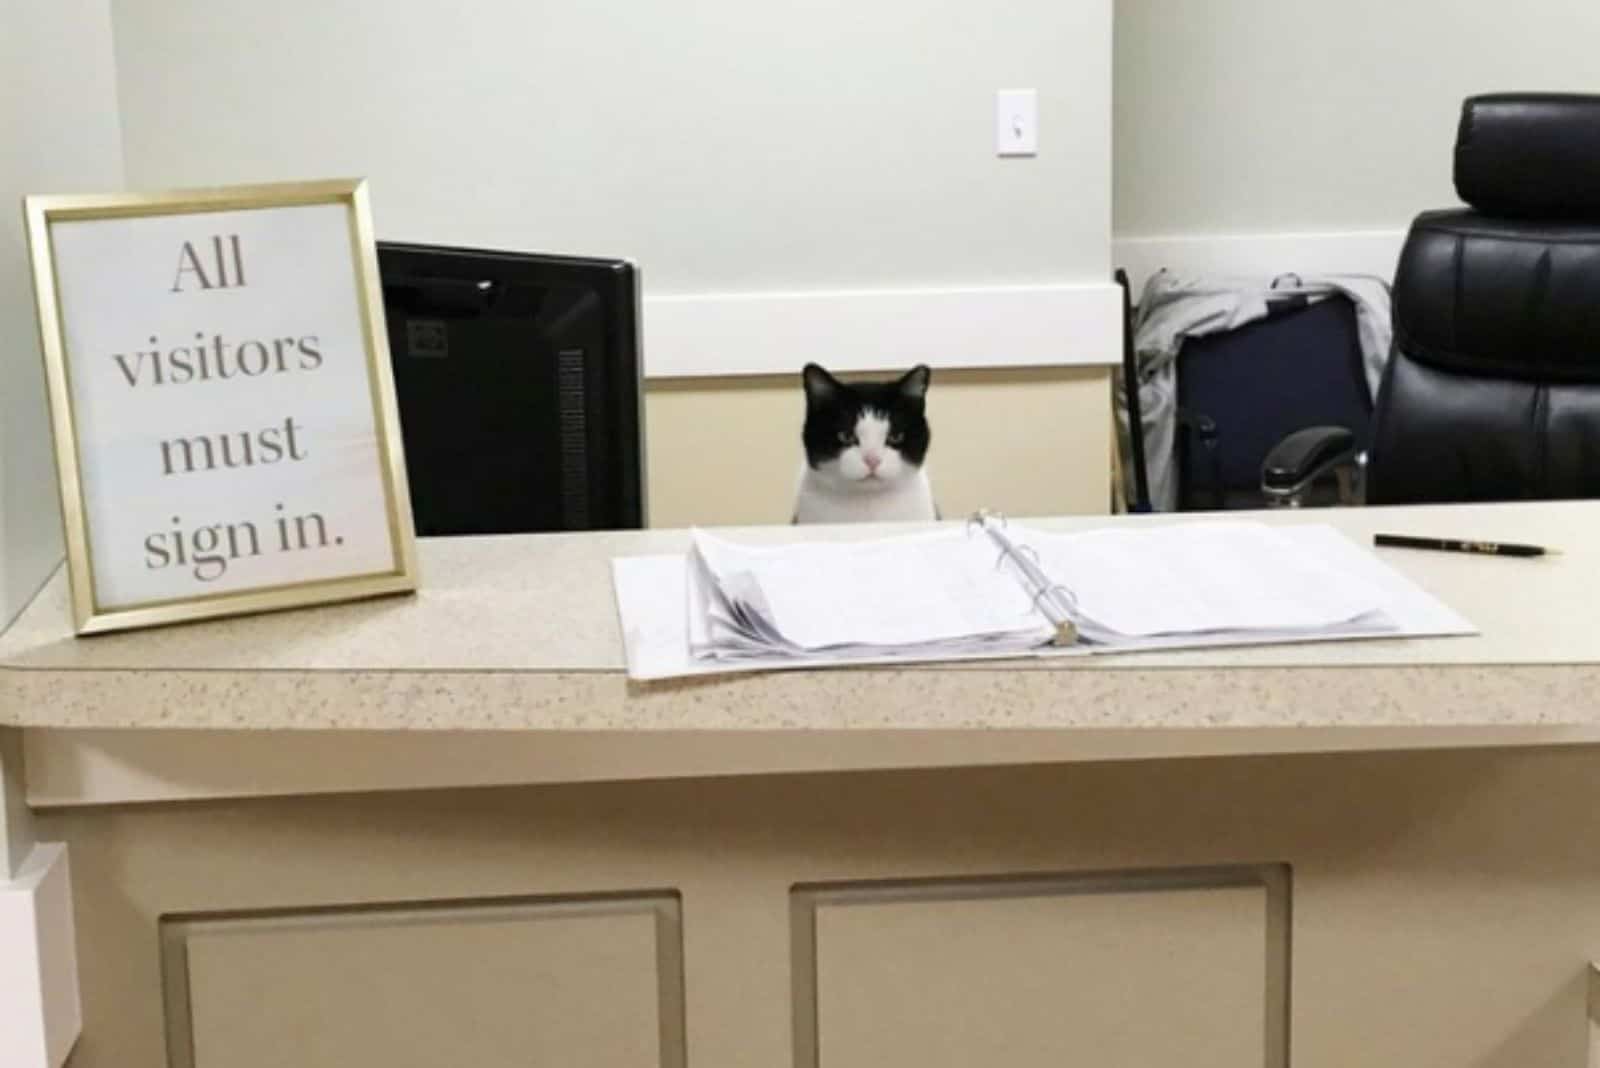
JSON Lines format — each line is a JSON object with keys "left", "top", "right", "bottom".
{"left": 793, "top": 363, "right": 938, "bottom": 524}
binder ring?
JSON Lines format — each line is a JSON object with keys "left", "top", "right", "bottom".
{"left": 1032, "top": 582, "right": 1079, "bottom": 614}
{"left": 991, "top": 542, "right": 1042, "bottom": 574}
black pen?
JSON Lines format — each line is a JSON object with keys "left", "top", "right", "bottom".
{"left": 1373, "top": 534, "right": 1558, "bottom": 558}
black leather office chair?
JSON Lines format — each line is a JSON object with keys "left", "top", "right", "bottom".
{"left": 1263, "top": 94, "right": 1600, "bottom": 505}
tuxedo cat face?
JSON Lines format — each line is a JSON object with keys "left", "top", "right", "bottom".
{"left": 801, "top": 363, "right": 931, "bottom": 491}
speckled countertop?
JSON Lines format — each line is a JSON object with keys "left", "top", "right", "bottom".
{"left": 2, "top": 501, "right": 1598, "bottom": 732}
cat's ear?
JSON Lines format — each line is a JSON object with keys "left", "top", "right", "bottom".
{"left": 897, "top": 364, "right": 931, "bottom": 402}
{"left": 802, "top": 363, "right": 843, "bottom": 405}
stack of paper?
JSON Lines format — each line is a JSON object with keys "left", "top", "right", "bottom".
{"left": 1026, "top": 523, "right": 1400, "bottom": 644}
{"left": 611, "top": 521, "right": 1475, "bottom": 681}
{"left": 687, "top": 529, "right": 1056, "bottom": 662}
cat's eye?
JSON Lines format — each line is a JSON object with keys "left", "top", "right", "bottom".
{"left": 887, "top": 432, "right": 905, "bottom": 446}
{"left": 837, "top": 431, "right": 857, "bottom": 445}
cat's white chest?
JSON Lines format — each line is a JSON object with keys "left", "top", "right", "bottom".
{"left": 793, "top": 466, "right": 937, "bottom": 524}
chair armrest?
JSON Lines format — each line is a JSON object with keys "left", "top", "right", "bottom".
{"left": 1262, "top": 426, "right": 1357, "bottom": 496}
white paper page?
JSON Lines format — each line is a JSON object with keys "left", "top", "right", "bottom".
{"left": 684, "top": 547, "right": 715, "bottom": 654}
{"left": 690, "top": 529, "right": 1049, "bottom": 651}
{"left": 614, "top": 555, "right": 696, "bottom": 681}
{"left": 1270, "top": 525, "right": 1474, "bottom": 635}
{"left": 1027, "top": 525, "right": 1475, "bottom": 656}
{"left": 685, "top": 547, "right": 778, "bottom": 656}
{"left": 1023, "top": 521, "right": 1389, "bottom": 637}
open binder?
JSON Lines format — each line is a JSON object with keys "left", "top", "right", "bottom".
{"left": 613, "top": 513, "right": 1475, "bottom": 681}
{"left": 971, "top": 511, "right": 1081, "bottom": 646}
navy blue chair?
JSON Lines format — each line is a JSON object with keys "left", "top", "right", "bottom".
{"left": 1175, "top": 293, "right": 1373, "bottom": 510}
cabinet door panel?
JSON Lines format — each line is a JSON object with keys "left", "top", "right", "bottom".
{"left": 163, "top": 895, "right": 683, "bottom": 1068}
{"left": 800, "top": 871, "right": 1284, "bottom": 1068}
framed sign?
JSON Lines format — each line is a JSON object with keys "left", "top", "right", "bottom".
{"left": 25, "top": 179, "right": 418, "bottom": 635}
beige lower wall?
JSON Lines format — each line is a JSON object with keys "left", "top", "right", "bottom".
{"left": 643, "top": 366, "right": 1114, "bottom": 529}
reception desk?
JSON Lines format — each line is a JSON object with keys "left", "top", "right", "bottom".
{"left": 4, "top": 501, "right": 1600, "bottom": 1068}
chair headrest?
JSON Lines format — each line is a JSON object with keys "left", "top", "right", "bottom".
{"left": 1456, "top": 94, "right": 1600, "bottom": 218}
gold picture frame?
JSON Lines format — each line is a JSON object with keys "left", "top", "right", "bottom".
{"left": 24, "top": 178, "right": 419, "bottom": 635}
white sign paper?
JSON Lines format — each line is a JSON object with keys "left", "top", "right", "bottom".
{"left": 48, "top": 201, "right": 401, "bottom": 611}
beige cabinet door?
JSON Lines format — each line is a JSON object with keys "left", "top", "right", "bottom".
{"left": 162, "top": 895, "right": 684, "bottom": 1068}
{"left": 799, "top": 870, "right": 1285, "bottom": 1068}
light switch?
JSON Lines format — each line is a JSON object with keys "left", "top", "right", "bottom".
{"left": 996, "top": 89, "right": 1038, "bottom": 157}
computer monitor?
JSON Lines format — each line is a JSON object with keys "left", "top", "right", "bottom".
{"left": 375, "top": 242, "right": 645, "bottom": 536}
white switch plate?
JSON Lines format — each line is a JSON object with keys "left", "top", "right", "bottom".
{"left": 996, "top": 89, "right": 1038, "bottom": 157}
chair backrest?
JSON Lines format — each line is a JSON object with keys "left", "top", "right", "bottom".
{"left": 1369, "top": 94, "right": 1600, "bottom": 505}
{"left": 1177, "top": 294, "right": 1371, "bottom": 510}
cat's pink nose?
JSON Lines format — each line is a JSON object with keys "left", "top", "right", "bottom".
{"left": 863, "top": 452, "right": 883, "bottom": 471}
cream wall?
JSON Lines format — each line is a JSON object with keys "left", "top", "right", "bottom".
{"left": 24, "top": 3, "right": 1598, "bottom": 546}
{"left": 107, "top": 0, "right": 1118, "bottom": 522}
{"left": 645, "top": 368, "right": 1113, "bottom": 528}
{"left": 110, "top": 0, "right": 1111, "bottom": 293}
{"left": 0, "top": 0, "right": 125, "bottom": 625}
{"left": 1113, "top": 0, "right": 1600, "bottom": 239}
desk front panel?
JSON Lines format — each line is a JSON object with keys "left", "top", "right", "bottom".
{"left": 37, "top": 746, "right": 1600, "bottom": 1067}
